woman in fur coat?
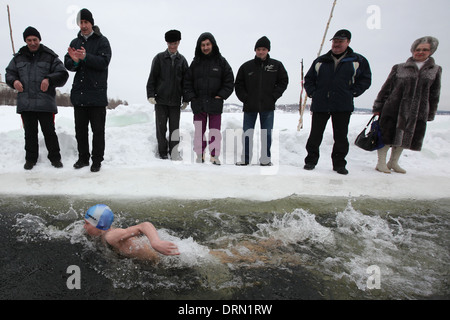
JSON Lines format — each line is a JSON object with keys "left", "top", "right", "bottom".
{"left": 372, "top": 36, "right": 442, "bottom": 174}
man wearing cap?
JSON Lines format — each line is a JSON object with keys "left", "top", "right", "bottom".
{"left": 303, "top": 29, "right": 372, "bottom": 175}
{"left": 65, "top": 8, "right": 112, "bottom": 172}
{"left": 235, "top": 36, "right": 289, "bottom": 166}
{"left": 5, "top": 27, "right": 69, "bottom": 170}
{"left": 147, "top": 30, "right": 189, "bottom": 160}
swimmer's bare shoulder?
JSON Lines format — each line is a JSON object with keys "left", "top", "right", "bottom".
{"left": 103, "top": 222, "right": 180, "bottom": 260}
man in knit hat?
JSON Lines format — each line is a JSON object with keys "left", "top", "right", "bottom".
{"left": 6, "top": 27, "right": 69, "bottom": 170}
{"left": 235, "top": 36, "right": 289, "bottom": 166}
{"left": 65, "top": 8, "right": 112, "bottom": 172}
{"left": 147, "top": 30, "right": 189, "bottom": 160}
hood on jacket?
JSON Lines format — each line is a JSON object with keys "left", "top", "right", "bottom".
{"left": 194, "top": 32, "right": 221, "bottom": 59}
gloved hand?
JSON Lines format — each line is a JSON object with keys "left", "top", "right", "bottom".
{"left": 148, "top": 97, "right": 157, "bottom": 105}
{"left": 181, "top": 102, "right": 189, "bottom": 110}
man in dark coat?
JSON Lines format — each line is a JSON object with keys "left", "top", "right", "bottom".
{"left": 184, "top": 32, "right": 234, "bottom": 165}
{"left": 235, "top": 36, "right": 289, "bottom": 166}
{"left": 304, "top": 29, "right": 372, "bottom": 175}
{"left": 6, "top": 27, "right": 69, "bottom": 170}
{"left": 147, "top": 30, "right": 189, "bottom": 160}
{"left": 65, "top": 8, "right": 112, "bottom": 172}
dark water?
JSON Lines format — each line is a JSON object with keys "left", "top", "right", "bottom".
{"left": 0, "top": 195, "right": 449, "bottom": 300}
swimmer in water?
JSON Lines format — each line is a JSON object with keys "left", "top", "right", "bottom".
{"left": 83, "top": 204, "right": 298, "bottom": 266}
{"left": 83, "top": 204, "right": 180, "bottom": 260}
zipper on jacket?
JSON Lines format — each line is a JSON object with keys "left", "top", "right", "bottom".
{"left": 258, "top": 61, "right": 264, "bottom": 112}
{"left": 169, "top": 55, "right": 176, "bottom": 105}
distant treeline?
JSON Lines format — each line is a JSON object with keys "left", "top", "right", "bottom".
{"left": 273, "top": 104, "right": 450, "bottom": 115}
{"left": 2, "top": 84, "right": 448, "bottom": 114}
{"left": 0, "top": 85, "right": 127, "bottom": 109}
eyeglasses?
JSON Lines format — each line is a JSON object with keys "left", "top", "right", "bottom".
{"left": 415, "top": 48, "right": 430, "bottom": 52}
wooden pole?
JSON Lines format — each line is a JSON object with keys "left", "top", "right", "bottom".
{"left": 298, "top": 0, "right": 337, "bottom": 131}
{"left": 297, "top": 59, "right": 305, "bottom": 130}
{"left": 317, "top": 0, "right": 337, "bottom": 57}
{"left": 7, "top": 5, "right": 16, "bottom": 55}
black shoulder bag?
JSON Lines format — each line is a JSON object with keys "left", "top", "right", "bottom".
{"left": 355, "top": 115, "right": 385, "bottom": 151}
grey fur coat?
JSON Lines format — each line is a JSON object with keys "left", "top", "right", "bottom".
{"left": 373, "top": 57, "right": 442, "bottom": 151}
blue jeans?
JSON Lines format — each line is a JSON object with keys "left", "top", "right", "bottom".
{"left": 242, "top": 111, "right": 274, "bottom": 164}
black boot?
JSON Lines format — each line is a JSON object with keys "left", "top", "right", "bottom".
{"left": 91, "top": 162, "right": 101, "bottom": 172}
{"left": 24, "top": 161, "right": 36, "bottom": 170}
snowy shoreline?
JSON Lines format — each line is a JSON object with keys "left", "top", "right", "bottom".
{"left": 1, "top": 161, "right": 448, "bottom": 201}
{"left": 1, "top": 104, "right": 449, "bottom": 201}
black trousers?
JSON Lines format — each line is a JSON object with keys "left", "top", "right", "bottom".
{"left": 305, "top": 111, "right": 351, "bottom": 169}
{"left": 21, "top": 112, "right": 61, "bottom": 163}
{"left": 155, "top": 104, "right": 181, "bottom": 158}
{"left": 74, "top": 106, "right": 106, "bottom": 164}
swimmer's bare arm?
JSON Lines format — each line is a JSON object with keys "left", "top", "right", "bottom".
{"left": 104, "top": 222, "right": 180, "bottom": 256}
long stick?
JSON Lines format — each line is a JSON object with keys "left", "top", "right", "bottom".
{"left": 298, "top": 0, "right": 337, "bottom": 131}
{"left": 7, "top": 5, "right": 16, "bottom": 55}
{"left": 297, "top": 59, "right": 305, "bottom": 130}
{"left": 317, "top": 0, "right": 337, "bottom": 58}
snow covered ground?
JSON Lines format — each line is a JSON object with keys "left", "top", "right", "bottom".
{"left": 0, "top": 104, "right": 449, "bottom": 201}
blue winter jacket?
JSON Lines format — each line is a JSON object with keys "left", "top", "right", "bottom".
{"left": 304, "top": 48, "right": 372, "bottom": 112}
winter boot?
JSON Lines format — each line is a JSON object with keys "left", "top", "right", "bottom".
{"left": 387, "top": 147, "right": 406, "bottom": 174}
{"left": 196, "top": 154, "right": 205, "bottom": 164}
{"left": 375, "top": 145, "right": 391, "bottom": 174}
{"left": 210, "top": 155, "right": 221, "bottom": 166}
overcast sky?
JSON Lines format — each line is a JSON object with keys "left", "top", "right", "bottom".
{"left": 1, "top": 0, "right": 449, "bottom": 110}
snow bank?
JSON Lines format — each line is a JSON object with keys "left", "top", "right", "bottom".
{"left": 0, "top": 104, "right": 449, "bottom": 200}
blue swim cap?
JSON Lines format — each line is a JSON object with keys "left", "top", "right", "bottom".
{"left": 85, "top": 204, "right": 114, "bottom": 230}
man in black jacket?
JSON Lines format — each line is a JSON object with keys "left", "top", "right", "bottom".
{"left": 147, "top": 30, "right": 188, "bottom": 160}
{"left": 303, "top": 29, "right": 371, "bottom": 175}
{"left": 65, "top": 8, "right": 112, "bottom": 172}
{"left": 184, "top": 32, "right": 234, "bottom": 165}
{"left": 235, "top": 36, "right": 289, "bottom": 166}
{"left": 6, "top": 27, "right": 69, "bottom": 170}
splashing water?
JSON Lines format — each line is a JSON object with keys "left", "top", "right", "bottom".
{"left": 3, "top": 195, "right": 449, "bottom": 299}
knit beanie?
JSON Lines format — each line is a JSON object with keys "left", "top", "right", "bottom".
{"left": 255, "top": 36, "right": 271, "bottom": 51}
{"left": 165, "top": 30, "right": 181, "bottom": 43}
{"left": 23, "top": 26, "right": 41, "bottom": 42}
{"left": 77, "top": 8, "right": 94, "bottom": 26}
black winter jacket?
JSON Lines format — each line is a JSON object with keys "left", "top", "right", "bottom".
{"left": 64, "top": 26, "right": 112, "bottom": 107}
{"left": 184, "top": 32, "right": 234, "bottom": 115}
{"left": 5, "top": 44, "right": 69, "bottom": 114}
{"left": 146, "top": 49, "right": 189, "bottom": 107}
{"left": 235, "top": 55, "right": 289, "bottom": 112}
{"left": 305, "top": 48, "right": 372, "bottom": 113}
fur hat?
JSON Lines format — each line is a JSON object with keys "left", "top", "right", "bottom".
{"left": 410, "top": 36, "right": 439, "bottom": 55}
{"left": 165, "top": 30, "right": 181, "bottom": 43}
{"left": 255, "top": 36, "right": 271, "bottom": 51}
{"left": 23, "top": 26, "right": 41, "bottom": 42}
